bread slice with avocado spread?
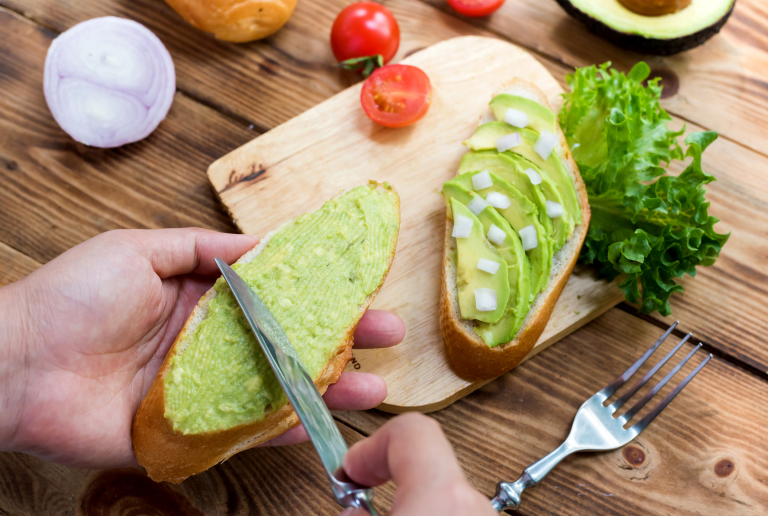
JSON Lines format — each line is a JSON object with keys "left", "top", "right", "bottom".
{"left": 440, "top": 80, "right": 590, "bottom": 381}
{"left": 132, "top": 182, "right": 400, "bottom": 483}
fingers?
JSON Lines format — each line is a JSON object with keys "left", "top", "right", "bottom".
{"left": 111, "top": 228, "right": 259, "bottom": 278}
{"left": 343, "top": 413, "right": 464, "bottom": 488}
{"left": 258, "top": 423, "right": 309, "bottom": 447}
{"left": 354, "top": 310, "right": 406, "bottom": 349}
{"left": 322, "top": 372, "right": 387, "bottom": 411}
{"left": 343, "top": 414, "right": 496, "bottom": 516}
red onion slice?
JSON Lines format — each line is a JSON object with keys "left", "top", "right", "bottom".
{"left": 44, "top": 17, "right": 175, "bottom": 148}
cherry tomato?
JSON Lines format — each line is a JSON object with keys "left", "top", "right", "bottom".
{"left": 361, "top": 64, "right": 432, "bottom": 128}
{"left": 331, "top": 2, "right": 400, "bottom": 65}
{"left": 447, "top": 0, "right": 505, "bottom": 17}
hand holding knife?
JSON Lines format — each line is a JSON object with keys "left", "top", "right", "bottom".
{"left": 216, "top": 259, "right": 380, "bottom": 515}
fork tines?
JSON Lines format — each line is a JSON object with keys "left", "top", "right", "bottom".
{"left": 600, "top": 321, "right": 712, "bottom": 434}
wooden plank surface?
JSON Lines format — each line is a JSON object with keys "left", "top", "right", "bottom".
{"left": 208, "top": 36, "right": 624, "bottom": 411}
{"left": 1, "top": 0, "right": 767, "bottom": 514}
{"left": 338, "top": 308, "right": 768, "bottom": 515}
{"left": 418, "top": 0, "right": 768, "bottom": 158}
{"left": 4, "top": 0, "right": 767, "bottom": 376}
{"left": 8, "top": 0, "right": 768, "bottom": 159}
{"left": 0, "top": 310, "right": 764, "bottom": 514}
{"left": 0, "top": 9, "right": 253, "bottom": 264}
{"left": 0, "top": 0, "right": 490, "bottom": 130}
{"left": 0, "top": 423, "right": 396, "bottom": 515}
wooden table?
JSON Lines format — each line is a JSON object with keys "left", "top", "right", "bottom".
{"left": 1, "top": 0, "right": 766, "bottom": 514}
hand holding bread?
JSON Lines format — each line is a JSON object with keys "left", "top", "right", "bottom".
{"left": 0, "top": 227, "right": 403, "bottom": 469}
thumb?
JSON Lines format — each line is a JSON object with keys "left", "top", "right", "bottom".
{"left": 112, "top": 228, "right": 259, "bottom": 278}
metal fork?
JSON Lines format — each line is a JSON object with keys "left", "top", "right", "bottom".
{"left": 490, "top": 321, "right": 711, "bottom": 512}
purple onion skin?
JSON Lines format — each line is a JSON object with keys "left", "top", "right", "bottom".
{"left": 44, "top": 17, "right": 176, "bottom": 148}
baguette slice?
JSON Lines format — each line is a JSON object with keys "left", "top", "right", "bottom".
{"left": 132, "top": 182, "right": 399, "bottom": 483}
{"left": 441, "top": 80, "right": 590, "bottom": 381}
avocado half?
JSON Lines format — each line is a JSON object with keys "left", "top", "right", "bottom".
{"left": 556, "top": 0, "right": 736, "bottom": 55}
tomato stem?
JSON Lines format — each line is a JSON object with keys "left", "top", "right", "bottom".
{"left": 339, "top": 55, "right": 384, "bottom": 78}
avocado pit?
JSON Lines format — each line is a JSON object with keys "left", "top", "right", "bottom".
{"left": 618, "top": 0, "right": 690, "bottom": 17}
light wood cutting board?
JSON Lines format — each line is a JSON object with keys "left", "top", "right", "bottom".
{"left": 208, "top": 36, "right": 623, "bottom": 413}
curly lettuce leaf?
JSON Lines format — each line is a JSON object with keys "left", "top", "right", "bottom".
{"left": 559, "top": 62, "right": 729, "bottom": 316}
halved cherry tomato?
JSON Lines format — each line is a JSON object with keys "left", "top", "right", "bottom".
{"left": 447, "top": 0, "right": 505, "bottom": 17}
{"left": 331, "top": 2, "right": 400, "bottom": 65}
{"left": 361, "top": 64, "right": 432, "bottom": 128}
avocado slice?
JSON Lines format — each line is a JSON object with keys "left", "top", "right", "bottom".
{"left": 442, "top": 183, "right": 531, "bottom": 345}
{"left": 448, "top": 172, "right": 551, "bottom": 298}
{"left": 556, "top": 0, "right": 735, "bottom": 55}
{"left": 501, "top": 153, "right": 574, "bottom": 250}
{"left": 490, "top": 94, "right": 557, "bottom": 136}
{"left": 450, "top": 198, "right": 510, "bottom": 325}
{"left": 458, "top": 151, "right": 552, "bottom": 233}
{"left": 465, "top": 122, "right": 582, "bottom": 226}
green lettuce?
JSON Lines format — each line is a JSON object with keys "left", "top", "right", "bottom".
{"left": 559, "top": 62, "right": 729, "bottom": 316}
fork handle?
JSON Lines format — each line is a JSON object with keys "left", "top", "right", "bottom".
{"left": 490, "top": 441, "right": 576, "bottom": 511}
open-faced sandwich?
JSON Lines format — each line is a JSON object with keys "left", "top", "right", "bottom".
{"left": 132, "top": 182, "right": 400, "bottom": 483}
{"left": 440, "top": 79, "right": 590, "bottom": 381}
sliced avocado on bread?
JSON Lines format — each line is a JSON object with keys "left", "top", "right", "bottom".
{"left": 132, "top": 182, "right": 400, "bottom": 483}
{"left": 440, "top": 79, "right": 590, "bottom": 381}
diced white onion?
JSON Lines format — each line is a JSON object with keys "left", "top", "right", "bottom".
{"left": 452, "top": 215, "right": 473, "bottom": 238}
{"left": 571, "top": 143, "right": 581, "bottom": 150}
{"left": 475, "top": 288, "right": 497, "bottom": 312}
{"left": 486, "top": 192, "right": 511, "bottom": 209}
{"left": 477, "top": 258, "right": 501, "bottom": 274}
{"left": 467, "top": 196, "right": 489, "bottom": 216}
{"left": 519, "top": 225, "right": 538, "bottom": 251}
{"left": 534, "top": 131, "right": 557, "bottom": 160}
{"left": 524, "top": 168, "right": 542, "bottom": 185}
{"left": 487, "top": 224, "right": 506, "bottom": 245}
{"left": 496, "top": 132, "right": 522, "bottom": 153}
{"left": 504, "top": 108, "right": 529, "bottom": 128}
{"left": 472, "top": 170, "right": 493, "bottom": 190}
{"left": 546, "top": 200, "right": 564, "bottom": 218}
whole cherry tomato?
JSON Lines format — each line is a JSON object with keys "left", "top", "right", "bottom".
{"left": 360, "top": 64, "right": 432, "bottom": 128}
{"left": 331, "top": 2, "right": 400, "bottom": 66}
{"left": 447, "top": 0, "right": 505, "bottom": 17}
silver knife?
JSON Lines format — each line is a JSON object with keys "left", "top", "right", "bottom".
{"left": 215, "top": 258, "right": 379, "bottom": 515}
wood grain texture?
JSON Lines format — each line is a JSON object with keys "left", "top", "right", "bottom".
{"left": 10, "top": 0, "right": 768, "bottom": 158}
{"left": 0, "top": 9, "right": 252, "bottom": 264}
{"left": 418, "top": 0, "right": 768, "bottom": 159}
{"left": 337, "top": 308, "right": 768, "bottom": 515}
{"left": 0, "top": 424, "right": 395, "bottom": 516}
{"left": 0, "top": 0, "right": 490, "bottom": 131}
{"left": 5, "top": 0, "right": 766, "bottom": 376}
{"left": 208, "top": 36, "right": 624, "bottom": 411}
{"left": 0, "top": 242, "right": 39, "bottom": 287}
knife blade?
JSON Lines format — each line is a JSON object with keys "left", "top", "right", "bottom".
{"left": 215, "top": 258, "right": 379, "bottom": 515}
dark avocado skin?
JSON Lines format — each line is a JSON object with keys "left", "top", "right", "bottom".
{"left": 555, "top": 0, "right": 736, "bottom": 55}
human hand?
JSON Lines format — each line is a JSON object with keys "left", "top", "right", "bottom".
{"left": 0, "top": 228, "right": 405, "bottom": 469}
{"left": 341, "top": 413, "right": 496, "bottom": 516}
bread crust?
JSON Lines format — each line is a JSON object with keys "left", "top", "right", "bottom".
{"left": 164, "top": 0, "right": 296, "bottom": 43}
{"left": 440, "top": 80, "right": 591, "bottom": 381}
{"left": 132, "top": 184, "right": 399, "bottom": 483}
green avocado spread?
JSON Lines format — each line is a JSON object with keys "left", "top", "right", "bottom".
{"left": 164, "top": 183, "right": 399, "bottom": 435}
{"left": 442, "top": 94, "right": 581, "bottom": 347}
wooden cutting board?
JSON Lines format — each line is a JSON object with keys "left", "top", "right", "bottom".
{"left": 208, "top": 36, "right": 623, "bottom": 413}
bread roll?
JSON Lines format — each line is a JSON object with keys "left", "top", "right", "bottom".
{"left": 165, "top": 0, "right": 297, "bottom": 43}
